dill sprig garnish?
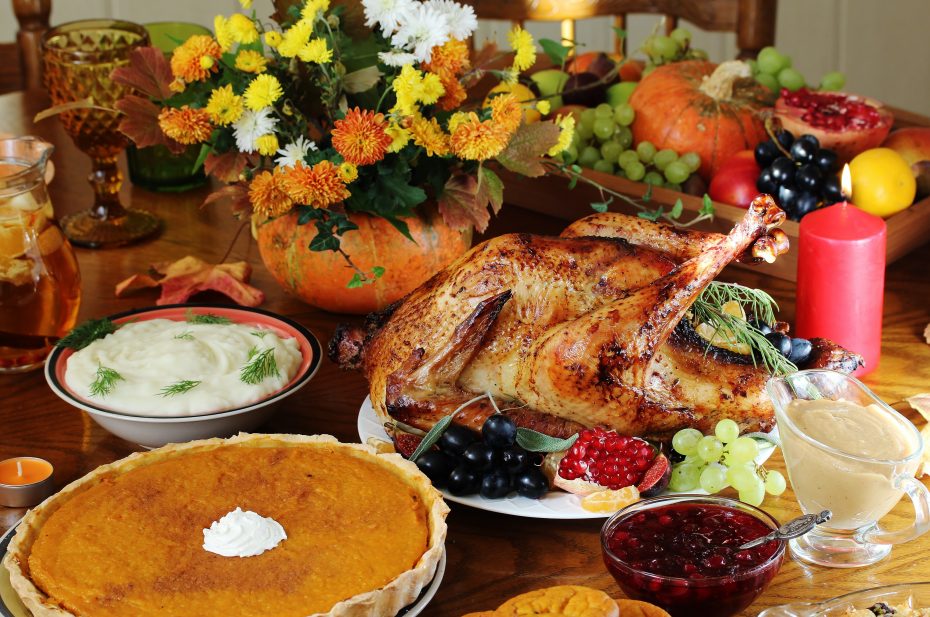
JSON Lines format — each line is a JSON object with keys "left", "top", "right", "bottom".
{"left": 185, "top": 309, "right": 233, "bottom": 325}
{"left": 239, "top": 348, "right": 279, "bottom": 385}
{"left": 89, "top": 365, "right": 124, "bottom": 397}
{"left": 174, "top": 331, "right": 195, "bottom": 341}
{"left": 159, "top": 380, "right": 201, "bottom": 397}
{"left": 250, "top": 330, "right": 267, "bottom": 339}
{"left": 691, "top": 282, "right": 797, "bottom": 377}
{"left": 56, "top": 318, "right": 117, "bottom": 350}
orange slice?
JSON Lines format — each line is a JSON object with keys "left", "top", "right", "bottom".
{"left": 580, "top": 486, "right": 640, "bottom": 514}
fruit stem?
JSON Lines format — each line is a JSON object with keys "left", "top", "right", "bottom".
{"left": 698, "top": 60, "right": 751, "bottom": 101}
{"left": 763, "top": 116, "right": 792, "bottom": 158}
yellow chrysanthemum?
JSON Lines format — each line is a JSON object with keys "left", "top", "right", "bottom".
{"left": 338, "top": 162, "right": 358, "bottom": 183}
{"left": 235, "top": 49, "right": 268, "bottom": 73}
{"left": 205, "top": 84, "right": 244, "bottom": 126}
{"left": 170, "top": 35, "right": 221, "bottom": 82}
{"left": 449, "top": 113, "right": 510, "bottom": 161}
{"left": 228, "top": 13, "right": 258, "bottom": 44}
{"left": 158, "top": 106, "right": 213, "bottom": 145}
{"left": 264, "top": 31, "right": 282, "bottom": 48}
{"left": 536, "top": 99, "right": 551, "bottom": 116}
{"left": 214, "top": 15, "right": 234, "bottom": 53}
{"left": 391, "top": 65, "right": 445, "bottom": 116}
{"left": 548, "top": 114, "right": 576, "bottom": 156}
{"left": 298, "top": 38, "right": 332, "bottom": 64}
{"left": 490, "top": 93, "right": 523, "bottom": 134}
{"left": 407, "top": 114, "right": 449, "bottom": 157}
{"left": 169, "top": 78, "right": 186, "bottom": 93}
{"left": 239, "top": 0, "right": 252, "bottom": 8}
{"left": 331, "top": 107, "right": 393, "bottom": 166}
{"left": 249, "top": 169, "right": 294, "bottom": 217}
{"left": 508, "top": 26, "right": 535, "bottom": 73}
{"left": 302, "top": 0, "right": 330, "bottom": 20}
{"left": 447, "top": 111, "right": 469, "bottom": 134}
{"left": 243, "top": 74, "right": 283, "bottom": 111}
{"left": 256, "top": 134, "right": 279, "bottom": 156}
{"left": 385, "top": 122, "right": 411, "bottom": 153}
{"left": 278, "top": 19, "right": 312, "bottom": 58}
{"left": 283, "top": 160, "right": 350, "bottom": 208}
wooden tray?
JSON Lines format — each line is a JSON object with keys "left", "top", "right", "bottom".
{"left": 502, "top": 107, "right": 930, "bottom": 282}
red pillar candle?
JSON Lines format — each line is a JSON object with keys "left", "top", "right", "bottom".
{"left": 796, "top": 168, "right": 886, "bottom": 376}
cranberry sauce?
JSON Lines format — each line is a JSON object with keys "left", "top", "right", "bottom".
{"left": 603, "top": 502, "right": 784, "bottom": 617}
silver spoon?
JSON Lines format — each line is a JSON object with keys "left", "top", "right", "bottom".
{"left": 738, "top": 510, "right": 832, "bottom": 550}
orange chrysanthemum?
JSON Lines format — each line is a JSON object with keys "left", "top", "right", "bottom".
{"left": 407, "top": 114, "right": 449, "bottom": 157}
{"left": 249, "top": 169, "right": 294, "bottom": 217}
{"left": 157, "top": 106, "right": 213, "bottom": 145}
{"left": 422, "top": 39, "right": 470, "bottom": 78}
{"left": 170, "top": 35, "right": 221, "bottom": 82}
{"left": 330, "top": 108, "right": 393, "bottom": 166}
{"left": 449, "top": 112, "right": 510, "bottom": 161}
{"left": 490, "top": 93, "right": 523, "bottom": 135}
{"left": 283, "top": 160, "right": 350, "bottom": 208}
{"left": 436, "top": 74, "right": 467, "bottom": 111}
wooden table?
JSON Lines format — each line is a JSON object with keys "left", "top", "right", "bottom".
{"left": 2, "top": 89, "right": 930, "bottom": 616}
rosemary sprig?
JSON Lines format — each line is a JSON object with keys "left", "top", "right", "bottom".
{"left": 239, "top": 348, "right": 279, "bottom": 385}
{"left": 691, "top": 282, "right": 797, "bottom": 376}
{"left": 56, "top": 318, "right": 117, "bottom": 350}
{"left": 159, "top": 380, "right": 201, "bottom": 397}
{"left": 89, "top": 365, "right": 124, "bottom": 397}
{"left": 185, "top": 309, "right": 233, "bottom": 325}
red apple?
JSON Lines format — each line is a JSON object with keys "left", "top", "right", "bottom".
{"left": 882, "top": 127, "right": 930, "bottom": 197}
{"left": 708, "top": 150, "right": 761, "bottom": 208}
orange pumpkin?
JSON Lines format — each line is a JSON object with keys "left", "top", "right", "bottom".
{"left": 630, "top": 60, "right": 769, "bottom": 181}
{"left": 255, "top": 208, "right": 472, "bottom": 314}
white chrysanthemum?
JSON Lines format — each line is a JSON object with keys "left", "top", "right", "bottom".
{"left": 391, "top": 2, "right": 451, "bottom": 63}
{"left": 274, "top": 135, "right": 318, "bottom": 168}
{"left": 362, "top": 0, "right": 416, "bottom": 35}
{"left": 378, "top": 49, "right": 419, "bottom": 67}
{"left": 233, "top": 108, "right": 278, "bottom": 153}
{"left": 424, "top": 0, "right": 477, "bottom": 41}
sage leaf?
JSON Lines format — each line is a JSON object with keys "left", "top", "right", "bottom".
{"left": 516, "top": 428, "right": 579, "bottom": 453}
{"left": 409, "top": 415, "right": 453, "bottom": 462}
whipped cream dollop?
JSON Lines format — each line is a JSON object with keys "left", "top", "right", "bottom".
{"left": 202, "top": 507, "right": 287, "bottom": 557}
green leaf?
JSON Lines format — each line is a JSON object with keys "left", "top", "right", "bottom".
{"left": 191, "top": 143, "right": 211, "bottom": 174}
{"left": 642, "top": 183, "right": 653, "bottom": 203}
{"left": 591, "top": 196, "right": 613, "bottom": 213}
{"left": 347, "top": 273, "right": 365, "bottom": 288}
{"left": 670, "top": 198, "right": 684, "bottom": 219}
{"left": 516, "top": 428, "right": 579, "bottom": 453}
{"left": 701, "top": 193, "right": 715, "bottom": 216}
{"left": 496, "top": 122, "right": 562, "bottom": 177}
{"left": 371, "top": 266, "right": 386, "bottom": 278}
{"left": 478, "top": 166, "right": 504, "bottom": 214}
{"left": 538, "top": 38, "right": 571, "bottom": 66}
{"left": 637, "top": 206, "right": 663, "bottom": 222}
{"left": 342, "top": 66, "right": 381, "bottom": 93}
{"left": 309, "top": 233, "right": 340, "bottom": 252}
{"left": 613, "top": 27, "right": 627, "bottom": 40}
{"left": 409, "top": 415, "right": 454, "bottom": 462}
{"left": 56, "top": 318, "right": 117, "bottom": 350}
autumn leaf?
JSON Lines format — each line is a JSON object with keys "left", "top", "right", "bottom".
{"left": 110, "top": 46, "right": 174, "bottom": 100}
{"left": 478, "top": 166, "right": 504, "bottom": 215}
{"left": 438, "top": 172, "right": 491, "bottom": 232}
{"left": 906, "top": 394, "right": 930, "bottom": 477}
{"left": 496, "top": 122, "right": 561, "bottom": 178}
{"left": 115, "top": 256, "right": 265, "bottom": 307}
{"left": 203, "top": 183, "right": 252, "bottom": 219}
{"left": 115, "top": 95, "right": 185, "bottom": 153}
{"left": 205, "top": 151, "right": 252, "bottom": 183}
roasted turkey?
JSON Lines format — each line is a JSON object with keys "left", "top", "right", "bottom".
{"left": 331, "top": 196, "right": 861, "bottom": 440}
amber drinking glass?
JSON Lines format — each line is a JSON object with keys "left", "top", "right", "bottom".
{"left": 42, "top": 19, "right": 160, "bottom": 248}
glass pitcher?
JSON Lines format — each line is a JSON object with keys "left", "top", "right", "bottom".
{"left": 0, "top": 137, "right": 81, "bottom": 372}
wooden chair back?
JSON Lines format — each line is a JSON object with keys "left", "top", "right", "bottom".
{"left": 464, "top": 0, "right": 777, "bottom": 58}
{"left": 0, "top": 0, "right": 51, "bottom": 94}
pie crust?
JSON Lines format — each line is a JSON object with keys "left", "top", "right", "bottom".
{"left": 3, "top": 433, "right": 449, "bottom": 617}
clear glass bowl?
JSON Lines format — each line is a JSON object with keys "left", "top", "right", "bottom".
{"left": 600, "top": 495, "right": 786, "bottom": 617}
{"left": 758, "top": 582, "right": 930, "bottom": 616}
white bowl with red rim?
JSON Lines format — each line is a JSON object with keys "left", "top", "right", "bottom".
{"left": 44, "top": 304, "right": 321, "bottom": 448}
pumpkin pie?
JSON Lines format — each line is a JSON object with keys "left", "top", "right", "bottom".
{"left": 3, "top": 433, "right": 449, "bottom": 617}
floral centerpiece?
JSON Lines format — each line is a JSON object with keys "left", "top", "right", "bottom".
{"left": 113, "top": 0, "right": 574, "bottom": 312}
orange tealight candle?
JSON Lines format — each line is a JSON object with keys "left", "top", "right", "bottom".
{"left": 0, "top": 457, "right": 55, "bottom": 507}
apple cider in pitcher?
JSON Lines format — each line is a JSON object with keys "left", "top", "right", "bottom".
{"left": 0, "top": 138, "right": 81, "bottom": 372}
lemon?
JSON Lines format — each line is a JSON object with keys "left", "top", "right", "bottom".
{"left": 580, "top": 485, "right": 640, "bottom": 513}
{"left": 483, "top": 81, "right": 540, "bottom": 123}
{"left": 849, "top": 148, "right": 917, "bottom": 218}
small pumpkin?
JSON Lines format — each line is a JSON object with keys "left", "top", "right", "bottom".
{"left": 630, "top": 60, "right": 770, "bottom": 181}
{"left": 255, "top": 207, "right": 471, "bottom": 314}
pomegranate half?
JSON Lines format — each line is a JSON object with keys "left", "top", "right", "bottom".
{"left": 775, "top": 88, "right": 893, "bottom": 162}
